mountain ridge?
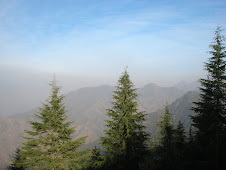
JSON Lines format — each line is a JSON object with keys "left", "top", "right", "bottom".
{"left": 0, "top": 83, "right": 196, "bottom": 169}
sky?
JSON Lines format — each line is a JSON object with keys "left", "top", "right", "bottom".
{"left": 0, "top": 0, "right": 226, "bottom": 115}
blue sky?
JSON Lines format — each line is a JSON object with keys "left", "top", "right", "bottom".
{"left": 1, "top": 0, "right": 226, "bottom": 83}
{"left": 0, "top": 0, "right": 226, "bottom": 115}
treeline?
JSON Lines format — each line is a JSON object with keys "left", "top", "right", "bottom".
{"left": 8, "top": 27, "right": 225, "bottom": 170}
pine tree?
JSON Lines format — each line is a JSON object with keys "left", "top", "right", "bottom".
{"left": 157, "top": 104, "right": 175, "bottom": 170}
{"left": 157, "top": 104, "right": 174, "bottom": 148}
{"left": 191, "top": 26, "right": 226, "bottom": 169}
{"left": 174, "top": 121, "right": 186, "bottom": 168}
{"left": 19, "top": 77, "right": 90, "bottom": 169}
{"left": 8, "top": 147, "right": 24, "bottom": 170}
{"left": 174, "top": 121, "right": 186, "bottom": 152}
{"left": 100, "top": 69, "right": 149, "bottom": 169}
{"left": 188, "top": 125, "right": 194, "bottom": 145}
{"left": 184, "top": 125, "right": 199, "bottom": 170}
{"left": 87, "top": 146, "right": 103, "bottom": 169}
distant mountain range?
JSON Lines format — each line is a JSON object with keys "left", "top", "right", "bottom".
{"left": 145, "top": 91, "right": 199, "bottom": 142}
{"left": 173, "top": 80, "right": 199, "bottom": 92}
{"left": 0, "top": 83, "right": 199, "bottom": 169}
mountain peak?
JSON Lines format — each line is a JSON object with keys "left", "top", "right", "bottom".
{"left": 143, "top": 83, "right": 159, "bottom": 88}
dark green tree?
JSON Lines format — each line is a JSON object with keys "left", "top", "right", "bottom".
{"left": 19, "top": 78, "right": 90, "bottom": 169}
{"left": 192, "top": 26, "right": 226, "bottom": 169}
{"left": 100, "top": 69, "right": 149, "bottom": 169}
{"left": 183, "top": 125, "right": 200, "bottom": 170}
{"left": 157, "top": 104, "right": 174, "bottom": 148}
{"left": 174, "top": 121, "right": 186, "bottom": 168}
{"left": 188, "top": 125, "right": 194, "bottom": 145}
{"left": 8, "top": 147, "right": 24, "bottom": 170}
{"left": 157, "top": 104, "right": 175, "bottom": 170}
{"left": 87, "top": 146, "right": 103, "bottom": 169}
{"left": 174, "top": 121, "right": 186, "bottom": 152}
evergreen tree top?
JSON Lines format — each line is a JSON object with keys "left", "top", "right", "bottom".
{"left": 158, "top": 104, "right": 173, "bottom": 129}
{"left": 205, "top": 26, "right": 226, "bottom": 78}
{"left": 157, "top": 104, "right": 174, "bottom": 146}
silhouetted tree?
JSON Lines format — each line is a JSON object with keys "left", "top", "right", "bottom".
{"left": 188, "top": 125, "right": 194, "bottom": 145}
{"left": 156, "top": 104, "right": 175, "bottom": 170}
{"left": 192, "top": 26, "right": 226, "bottom": 169}
{"left": 174, "top": 121, "right": 186, "bottom": 169}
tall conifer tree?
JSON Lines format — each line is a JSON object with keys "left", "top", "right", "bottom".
{"left": 100, "top": 69, "right": 148, "bottom": 169}
{"left": 87, "top": 146, "right": 103, "bottom": 169}
{"left": 19, "top": 77, "right": 90, "bottom": 169}
{"left": 192, "top": 26, "right": 226, "bottom": 169}
{"left": 188, "top": 125, "right": 194, "bottom": 145}
{"left": 8, "top": 147, "right": 24, "bottom": 170}
{"left": 174, "top": 121, "right": 186, "bottom": 152}
{"left": 157, "top": 104, "right": 175, "bottom": 170}
{"left": 157, "top": 104, "right": 174, "bottom": 147}
{"left": 174, "top": 121, "right": 186, "bottom": 168}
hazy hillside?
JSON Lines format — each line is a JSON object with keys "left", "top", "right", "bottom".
{"left": 145, "top": 91, "right": 200, "bottom": 142}
{"left": 173, "top": 81, "right": 199, "bottom": 92}
{"left": 138, "top": 83, "right": 187, "bottom": 112}
{"left": 0, "top": 83, "right": 187, "bottom": 169}
{"left": 84, "top": 91, "right": 200, "bottom": 149}
{"left": 0, "top": 112, "right": 35, "bottom": 169}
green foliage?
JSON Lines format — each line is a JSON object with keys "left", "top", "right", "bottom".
{"left": 19, "top": 77, "right": 90, "bottom": 169}
{"left": 8, "top": 147, "right": 25, "bottom": 170}
{"left": 157, "top": 104, "right": 174, "bottom": 147}
{"left": 87, "top": 146, "right": 103, "bottom": 169}
{"left": 156, "top": 104, "right": 175, "bottom": 170}
{"left": 100, "top": 69, "right": 149, "bottom": 169}
{"left": 192, "top": 26, "right": 226, "bottom": 140}
{"left": 191, "top": 26, "right": 226, "bottom": 169}
{"left": 174, "top": 121, "right": 186, "bottom": 168}
{"left": 174, "top": 121, "right": 186, "bottom": 151}
{"left": 188, "top": 125, "right": 194, "bottom": 144}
